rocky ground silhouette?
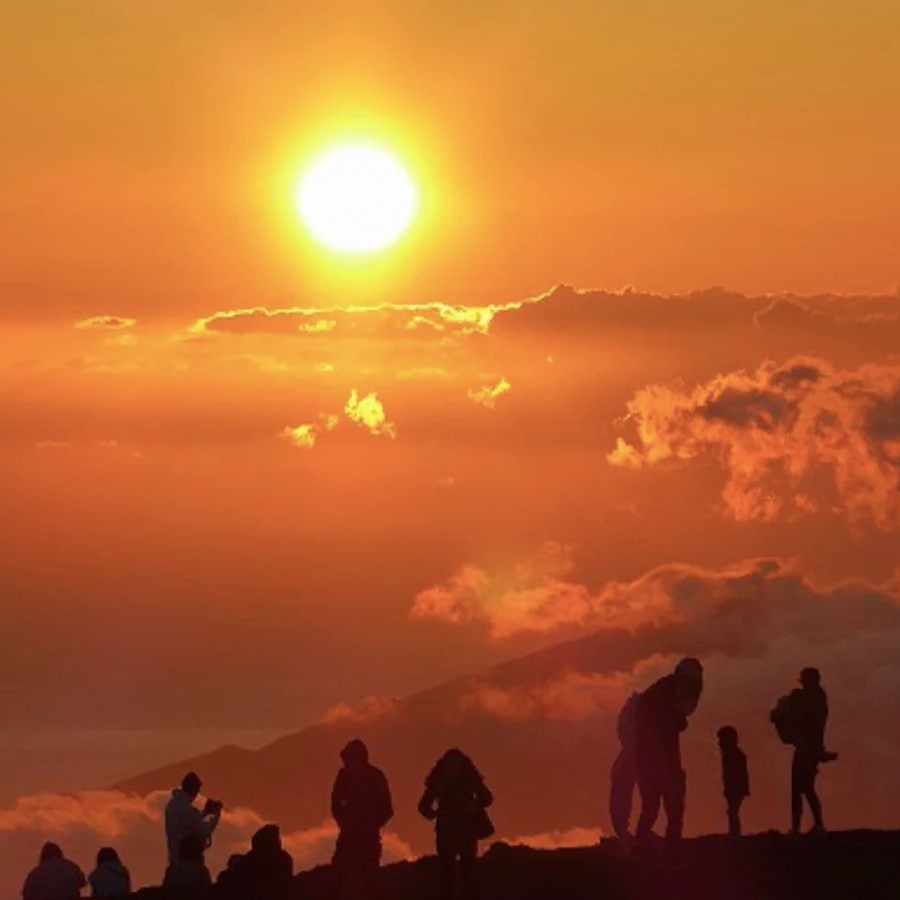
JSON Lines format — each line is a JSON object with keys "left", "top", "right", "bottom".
{"left": 131, "top": 830, "right": 900, "bottom": 900}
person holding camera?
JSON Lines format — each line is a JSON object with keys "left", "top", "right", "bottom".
{"left": 164, "top": 771, "right": 223, "bottom": 865}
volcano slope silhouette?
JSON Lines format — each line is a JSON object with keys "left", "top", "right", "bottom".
{"left": 134, "top": 832, "right": 900, "bottom": 900}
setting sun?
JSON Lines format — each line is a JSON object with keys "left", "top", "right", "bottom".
{"left": 295, "top": 143, "right": 417, "bottom": 253}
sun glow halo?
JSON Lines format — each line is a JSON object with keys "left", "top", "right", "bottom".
{"left": 296, "top": 143, "right": 417, "bottom": 253}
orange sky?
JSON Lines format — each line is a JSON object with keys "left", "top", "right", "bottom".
{"left": 1, "top": 0, "right": 900, "bottom": 864}
{"left": 3, "top": 0, "right": 900, "bottom": 325}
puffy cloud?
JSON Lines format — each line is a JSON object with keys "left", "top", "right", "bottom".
{"left": 344, "top": 390, "right": 396, "bottom": 439}
{"left": 281, "top": 390, "right": 396, "bottom": 449}
{"left": 0, "top": 790, "right": 412, "bottom": 898}
{"left": 411, "top": 542, "right": 584, "bottom": 637}
{"left": 280, "top": 415, "right": 340, "bottom": 450}
{"left": 413, "top": 551, "right": 900, "bottom": 642}
{"left": 609, "top": 358, "right": 900, "bottom": 529}
{"left": 468, "top": 378, "right": 512, "bottom": 410}
{"left": 459, "top": 661, "right": 670, "bottom": 722}
{"left": 74, "top": 316, "right": 137, "bottom": 330}
{"left": 322, "top": 695, "right": 399, "bottom": 726}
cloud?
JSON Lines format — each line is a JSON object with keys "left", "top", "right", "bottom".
{"left": 609, "top": 357, "right": 900, "bottom": 529}
{"left": 35, "top": 440, "right": 71, "bottom": 450}
{"left": 0, "top": 790, "right": 412, "bottom": 897}
{"left": 459, "top": 661, "right": 670, "bottom": 722}
{"left": 74, "top": 316, "right": 137, "bottom": 330}
{"left": 503, "top": 826, "right": 605, "bottom": 849}
{"left": 413, "top": 550, "right": 900, "bottom": 642}
{"left": 344, "top": 390, "right": 396, "bottom": 438}
{"left": 322, "top": 695, "right": 399, "bottom": 726}
{"left": 468, "top": 378, "right": 511, "bottom": 409}
{"left": 411, "top": 542, "right": 581, "bottom": 637}
{"left": 280, "top": 415, "right": 340, "bottom": 450}
{"left": 189, "top": 300, "right": 518, "bottom": 339}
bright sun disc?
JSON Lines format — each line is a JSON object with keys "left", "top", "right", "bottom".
{"left": 296, "top": 143, "right": 417, "bottom": 253}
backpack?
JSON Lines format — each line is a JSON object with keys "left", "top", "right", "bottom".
{"left": 770, "top": 693, "right": 798, "bottom": 745}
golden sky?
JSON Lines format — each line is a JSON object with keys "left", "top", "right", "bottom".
{"left": 1, "top": 0, "right": 900, "bottom": 868}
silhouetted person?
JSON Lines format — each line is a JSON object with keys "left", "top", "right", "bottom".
{"left": 717, "top": 726, "right": 750, "bottom": 837}
{"left": 216, "top": 855, "right": 244, "bottom": 886}
{"left": 164, "top": 771, "right": 222, "bottom": 865}
{"left": 788, "top": 667, "right": 834, "bottom": 835}
{"left": 609, "top": 692, "right": 640, "bottom": 844}
{"left": 163, "top": 834, "right": 212, "bottom": 890}
{"left": 330, "top": 739, "right": 393, "bottom": 900}
{"left": 418, "top": 748, "right": 494, "bottom": 900}
{"left": 87, "top": 848, "right": 130, "bottom": 897}
{"left": 23, "top": 843, "right": 86, "bottom": 900}
{"left": 634, "top": 657, "right": 704, "bottom": 846}
{"left": 232, "top": 824, "right": 294, "bottom": 884}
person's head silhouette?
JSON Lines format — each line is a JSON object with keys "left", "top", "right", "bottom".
{"left": 96, "top": 847, "right": 121, "bottom": 867}
{"left": 251, "top": 824, "right": 282, "bottom": 854}
{"left": 40, "top": 843, "right": 63, "bottom": 864}
{"left": 800, "top": 667, "right": 821, "bottom": 689}
{"left": 717, "top": 726, "right": 739, "bottom": 749}
{"left": 181, "top": 771, "right": 202, "bottom": 800}
{"left": 340, "top": 739, "right": 369, "bottom": 769}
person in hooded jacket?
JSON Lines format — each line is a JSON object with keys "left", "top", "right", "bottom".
{"left": 22, "top": 843, "right": 87, "bottom": 900}
{"left": 163, "top": 772, "right": 221, "bottom": 866}
{"left": 87, "top": 848, "right": 130, "bottom": 897}
{"left": 329, "top": 739, "right": 393, "bottom": 899}
{"left": 232, "top": 824, "right": 294, "bottom": 884}
{"left": 634, "top": 657, "right": 704, "bottom": 845}
{"left": 418, "top": 748, "right": 494, "bottom": 900}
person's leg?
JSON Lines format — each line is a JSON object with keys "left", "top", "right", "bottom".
{"left": 458, "top": 836, "right": 479, "bottom": 900}
{"left": 805, "top": 770, "right": 824, "bottom": 830}
{"left": 635, "top": 768, "right": 662, "bottom": 840}
{"left": 790, "top": 752, "right": 803, "bottom": 832}
{"left": 328, "top": 834, "right": 350, "bottom": 900}
{"left": 436, "top": 830, "right": 456, "bottom": 900}
{"left": 662, "top": 768, "right": 686, "bottom": 843}
{"left": 609, "top": 751, "right": 636, "bottom": 841}
{"left": 727, "top": 798, "right": 742, "bottom": 837}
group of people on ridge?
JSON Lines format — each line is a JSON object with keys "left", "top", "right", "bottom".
{"left": 609, "top": 658, "right": 837, "bottom": 846}
{"left": 19, "top": 660, "right": 836, "bottom": 899}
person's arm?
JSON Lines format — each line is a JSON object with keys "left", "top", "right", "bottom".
{"left": 124, "top": 868, "right": 132, "bottom": 895}
{"left": 474, "top": 779, "right": 494, "bottom": 809}
{"left": 377, "top": 771, "right": 394, "bottom": 827}
{"left": 417, "top": 785, "right": 438, "bottom": 820}
{"left": 75, "top": 864, "right": 87, "bottom": 891}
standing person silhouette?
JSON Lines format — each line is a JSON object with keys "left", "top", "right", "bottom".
{"left": 164, "top": 771, "right": 222, "bottom": 865}
{"left": 418, "top": 748, "right": 494, "bottom": 900}
{"left": 634, "top": 658, "right": 704, "bottom": 848}
{"left": 716, "top": 726, "right": 750, "bottom": 837}
{"left": 329, "top": 739, "right": 394, "bottom": 900}
{"left": 788, "top": 667, "right": 836, "bottom": 835}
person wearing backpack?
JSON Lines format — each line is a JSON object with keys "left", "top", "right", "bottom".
{"left": 771, "top": 667, "right": 837, "bottom": 836}
{"left": 634, "top": 658, "right": 704, "bottom": 847}
{"left": 418, "top": 748, "right": 494, "bottom": 900}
